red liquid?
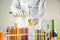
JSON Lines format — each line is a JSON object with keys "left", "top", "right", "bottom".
{"left": 24, "top": 28, "right": 28, "bottom": 40}
{"left": 44, "top": 32, "right": 46, "bottom": 40}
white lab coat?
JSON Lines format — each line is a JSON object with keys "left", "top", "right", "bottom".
{"left": 10, "top": 0, "right": 45, "bottom": 19}
{"left": 10, "top": 0, "right": 45, "bottom": 40}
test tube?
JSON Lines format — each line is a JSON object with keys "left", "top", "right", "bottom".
{"left": 37, "top": 30, "right": 39, "bottom": 40}
{"left": 52, "top": 19, "right": 54, "bottom": 32}
{"left": 47, "top": 24, "right": 49, "bottom": 40}
{"left": 16, "top": 28, "right": 19, "bottom": 40}
{"left": 14, "top": 23, "right": 17, "bottom": 40}
{"left": 42, "top": 29, "right": 44, "bottom": 40}
{"left": 15, "top": 27, "right": 17, "bottom": 40}
{"left": 50, "top": 31, "right": 52, "bottom": 40}
{"left": 57, "top": 32, "right": 60, "bottom": 40}
{"left": 24, "top": 27, "right": 28, "bottom": 40}
{"left": 19, "top": 28, "right": 22, "bottom": 40}
{"left": 6, "top": 27, "right": 9, "bottom": 40}
{"left": 8, "top": 27, "right": 12, "bottom": 40}
{"left": 44, "top": 32, "right": 46, "bottom": 40}
{"left": 11, "top": 26, "right": 15, "bottom": 40}
{"left": 52, "top": 19, "right": 55, "bottom": 37}
{"left": 0, "top": 30, "right": 3, "bottom": 40}
{"left": 40, "top": 29, "right": 42, "bottom": 40}
{"left": 22, "top": 28, "right": 24, "bottom": 40}
{"left": 35, "top": 30, "right": 37, "bottom": 40}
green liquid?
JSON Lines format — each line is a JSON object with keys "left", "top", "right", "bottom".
{"left": 52, "top": 19, "right": 54, "bottom": 32}
{"left": 42, "top": 29, "right": 44, "bottom": 40}
{"left": 37, "top": 30, "right": 39, "bottom": 40}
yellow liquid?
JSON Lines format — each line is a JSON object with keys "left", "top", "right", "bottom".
{"left": 16, "top": 14, "right": 28, "bottom": 17}
{"left": 35, "top": 30, "right": 37, "bottom": 40}
{"left": 14, "top": 23, "right": 17, "bottom": 28}
{"left": 57, "top": 33, "right": 60, "bottom": 40}
{"left": 16, "top": 14, "right": 22, "bottom": 17}
{"left": 28, "top": 19, "right": 33, "bottom": 26}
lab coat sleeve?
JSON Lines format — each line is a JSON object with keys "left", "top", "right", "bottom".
{"left": 38, "top": 0, "right": 45, "bottom": 19}
{"left": 10, "top": 0, "right": 21, "bottom": 15}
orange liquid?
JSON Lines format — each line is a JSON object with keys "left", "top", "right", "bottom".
{"left": 16, "top": 28, "right": 22, "bottom": 40}
{"left": 50, "top": 31, "right": 52, "bottom": 40}
{"left": 19, "top": 28, "right": 22, "bottom": 40}
{"left": 40, "top": 30, "right": 42, "bottom": 40}
{"left": 16, "top": 28, "right": 19, "bottom": 40}
{"left": 8, "top": 28, "right": 13, "bottom": 40}
{"left": 15, "top": 28, "right": 17, "bottom": 40}
{"left": 0, "top": 32, "right": 3, "bottom": 40}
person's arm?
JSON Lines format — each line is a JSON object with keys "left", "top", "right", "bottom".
{"left": 32, "top": 0, "right": 45, "bottom": 25}
{"left": 38, "top": 0, "right": 45, "bottom": 19}
{"left": 10, "top": 0, "right": 21, "bottom": 15}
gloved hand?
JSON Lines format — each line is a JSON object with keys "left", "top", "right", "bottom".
{"left": 14, "top": 9, "right": 25, "bottom": 17}
{"left": 33, "top": 18, "right": 39, "bottom": 25}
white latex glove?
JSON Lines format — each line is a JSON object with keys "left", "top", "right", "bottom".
{"left": 14, "top": 9, "right": 25, "bottom": 17}
{"left": 18, "top": 9, "right": 23, "bottom": 14}
{"left": 33, "top": 18, "right": 39, "bottom": 25}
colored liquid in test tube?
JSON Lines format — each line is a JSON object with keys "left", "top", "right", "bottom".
{"left": 52, "top": 19, "right": 55, "bottom": 37}
{"left": 15, "top": 27, "right": 17, "bottom": 40}
{"left": 52, "top": 19, "right": 54, "bottom": 32}
{"left": 11, "top": 26, "right": 15, "bottom": 40}
{"left": 14, "top": 23, "right": 17, "bottom": 40}
{"left": 35, "top": 30, "right": 37, "bottom": 40}
{"left": 8, "top": 28, "right": 13, "bottom": 40}
{"left": 17, "top": 28, "right": 20, "bottom": 40}
{"left": 50, "top": 31, "right": 52, "bottom": 40}
{"left": 47, "top": 24, "right": 49, "bottom": 40}
{"left": 0, "top": 31, "right": 3, "bottom": 40}
{"left": 37, "top": 30, "right": 39, "bottom": 40}
{"left": 24, "top": 28, "right": 28, "bottom": 40}
{"left": 42, "top": 29, "right": 44, "bottom": 40}
{"left": 35, "top": 30, "right": 39, "bottom": 40}
{"left": 8, "top": 27, "right": 13, "bottom": 40}
{"left": 15, "top": 28, "right": 22, "bottom": 40}
{"left": 19, "top": 28, "right": 22, "bottom": 40}
{"left": 44, "top": 32, "right": 46, "bottom": 40}
{"left": 40, "top": 29, "right": 42, "bottom": 40}
{"left": 22, "top": 28, "right": 24, "bottom": 40}
{"left": 57, "top": 32, "right": 60, "bottom": 40}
